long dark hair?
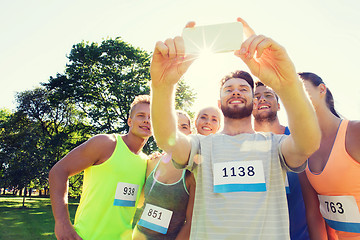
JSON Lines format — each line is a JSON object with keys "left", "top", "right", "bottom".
{"left": 298, "top": 72, "right": 340, "bottom": 118}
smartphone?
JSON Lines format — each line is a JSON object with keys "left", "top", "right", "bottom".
{"left": 182, "top": 22, "right": 243, "bottom": 54}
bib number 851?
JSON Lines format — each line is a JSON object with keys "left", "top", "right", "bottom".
{"left": 147, "top": 208, "right": 163, "bottom": 220}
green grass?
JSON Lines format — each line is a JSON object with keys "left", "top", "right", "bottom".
{"left": 0, "top": 196, "right": 79, "bottom": 240}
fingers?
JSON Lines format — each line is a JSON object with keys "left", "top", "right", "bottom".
{"left": 255, "top": 37, "right": 275, "bottom": 58}
{"left": 234, "top": 35, "right": 270, "bottom": 75}
{"left": 174, "top": 36, "right": 185, "bottom": 58}
{"left": 154, "top": 41, "right": 169, "bottom": 57}
{"left": 236, "top": 35, "right": 274, "bottom": 60}
{"left": 185, "top": 21, "right": 196, "bottom": 28}
{"left": 236, "top": 17, "right": 255, "bottom": 38}
{"left": 165, "top": 38, "right": 176, "bottom": 59}
{"left": 154, "top": 37, "right": 186, "bottom": 59}
{"left": 248, "top": 35, "right": 267, "bottom": 59}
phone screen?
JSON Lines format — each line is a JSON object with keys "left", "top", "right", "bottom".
{"left": 182, "top": 22, "right": 243, "bottom": 54}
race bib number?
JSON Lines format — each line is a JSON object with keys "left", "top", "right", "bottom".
{"left": 113, "top": 182, "right": 139, "bottom": 207}
{"left": 213, "top": 160, "right": 266, "bottom": 193}
{"left": 318, "top": 195, "right": 360, "bottom": 233}
{"left": 138, "top": 204, "right": 173, "bottom": 234}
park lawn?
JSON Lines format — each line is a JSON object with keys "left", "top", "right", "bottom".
{"left": 0, "top": 196, "right": 78, "bottom": 240}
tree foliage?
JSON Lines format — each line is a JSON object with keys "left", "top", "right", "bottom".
{"left": 44, "top": 38, "right": 152, "bottom": 134}
{"left": 1, "top": 37, "right": 196, "bottom": 199}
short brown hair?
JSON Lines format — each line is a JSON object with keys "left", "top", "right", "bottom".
{"left": 220, "top": 70, "right": 254, "bottom": 92}
{"left": 129, "top": 95, "right": 150, "bottom": 117}
{"left": 255, "top": 81, "right": 278, "bottom": 101}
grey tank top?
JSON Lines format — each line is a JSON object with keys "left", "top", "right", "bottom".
{"left": 137, "top": 156, "right": 190, "bottom": 240}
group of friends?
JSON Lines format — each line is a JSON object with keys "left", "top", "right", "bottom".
{"left": 49, "top": 18, "right": 360, "bottom": 240}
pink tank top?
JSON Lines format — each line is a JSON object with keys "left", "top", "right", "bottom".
{"left": 306, "top": 120, "right": 360, "bottom": 238}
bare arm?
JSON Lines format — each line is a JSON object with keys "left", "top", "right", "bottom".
{"left": 49, "top": 134, "right": 115, "bottom": 240}
{"left": 298, "top": 172, "right": 328, "bottom": 240}
{"left": 175, "top": 172, "right": 196, "bottom": 240}
{"left": 150, "top": 37, "right": 194, "bottom": 165}
{"left": 236, "top": 18, "right": 321, "bottom": 168}
{"left": 346, "top": 120, "right": 360, "bottom": 163}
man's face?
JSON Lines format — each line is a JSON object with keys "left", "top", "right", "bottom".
{"left": 219, "top": 78, "right": 254, "bottom": 119}
{"left": 128, "top": 103, "right": 152, "bottom": 139}
{"left": 253, "top": 85, "right": 279, "bottom": 122}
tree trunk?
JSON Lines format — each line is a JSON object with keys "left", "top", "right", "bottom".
{"left": 22, "top": 188, "right": 26, "bottom": 208}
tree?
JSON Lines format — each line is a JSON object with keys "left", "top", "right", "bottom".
{"left": 0, "top": 108, "right": 12, "bottom": 194}
{"left": 16, "top": 87, "right": 90, "bottom": 186}
{"left": 0, "top": 37, "right": 196, "bottom": 201}
{"left": 44, "top": 38, "right": 152, "bottom": 134}
{"left": 44, "top": 37, "right": 196, "bottom": 154}
{"left": 0, "top": 111, "right": 43, "bottom": 206}
{"left": 0, "top": 87, "right": 90, "bottom": 205}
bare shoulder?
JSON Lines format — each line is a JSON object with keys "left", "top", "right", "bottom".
{"left": 346, "top": 120, "right": 360, "bottom": 162}
{"left": 146, "top": 153, "right": 161, "bottom": 177}
{"left": 88, "top": 134, "right": 116, "bottom": 145}
{"left": 84, "top": 134, "right": 117, "bottom": 164}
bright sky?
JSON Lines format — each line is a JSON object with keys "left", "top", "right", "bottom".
{"left": 1, "top": 0, "right": 360, "bottom": 125}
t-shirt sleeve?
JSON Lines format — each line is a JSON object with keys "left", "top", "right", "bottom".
{"left": 171, "top": 134, "right": 201, "bottom": 172}
{"left": 276, "top": 134, "right": 307, "bottom": 173}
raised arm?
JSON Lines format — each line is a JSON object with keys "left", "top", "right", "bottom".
{"left": 49, "top": 134, "right": 115, "bottom": 240}
{"left": 235, "top": 18, "right": 321, "bottom": 168}
{"left": 150, "top": 37, "right": 194, "bottom": 166}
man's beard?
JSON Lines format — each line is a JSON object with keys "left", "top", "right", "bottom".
{"left": 221, "top": 102, "right": 254, "bottom": 119}
{"left": 254, "top": 111, "right": 278, "bottom": 123}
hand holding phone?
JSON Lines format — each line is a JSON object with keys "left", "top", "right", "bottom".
{"left": 182, "top": 22, "right": 243, "bottom": 54}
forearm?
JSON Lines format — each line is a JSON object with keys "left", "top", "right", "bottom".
{"left": 299, "top": 172, "right": 328, "bottom": 240}
{"left": 49, "top": 166, "right": 72, "bottom": 226}
{"left": 307, "top": 215, "right": 328, "bottom": 240}
{"left": 175, "top": 221, "right": 191, "bottom": 240}
{"left": 151, "top": 83, "right": 178, "bottom": 152}
{"left": 279, "top": 80, "right": 321, "bottom": 162}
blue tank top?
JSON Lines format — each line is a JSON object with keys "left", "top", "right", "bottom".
{"left": 285, "top": 126, "right": 310, "bottom": 240}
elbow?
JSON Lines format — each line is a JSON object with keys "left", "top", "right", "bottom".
{"left": 49, "top": 165, "right": 55, "bottom": 180}
{"left": 303, "top": 132, "right": 321, "bottom": 158}
{"left": 49, "top": 165, "right": 59, "bottom": 185}
{"left": 153, "top": 130, "right": 177, "bottom": 152}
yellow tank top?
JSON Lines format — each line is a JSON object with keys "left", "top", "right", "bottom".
{"left": 74, "top": 134, "right": 147, "bottom": 240}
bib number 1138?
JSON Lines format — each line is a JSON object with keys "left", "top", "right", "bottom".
{"left": 222, "top": 166, "right": 255, "bottom": 177}
{"left": 213, "top": 160, "right": 266, "bottom": 193}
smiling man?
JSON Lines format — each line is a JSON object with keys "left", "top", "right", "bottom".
{"left": 150, "top": 18, "right": 321, "bottom": 239}
{"left": 253, "top": 81, "right": 311, "bottom": 240}
{"left": 49, "top": 95, "right": 152, "bottom": 240}
{"left": 253, "top": 81, "right": 286, "bottom": 134}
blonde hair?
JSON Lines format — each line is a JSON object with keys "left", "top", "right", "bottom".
{"left": 129, "top": 95, "right": 150, "bottom": 117}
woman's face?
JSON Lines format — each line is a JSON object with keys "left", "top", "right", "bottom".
{"left": 303, "top": 80, "right": 321, "bottom": 109}
{"left": 195, "top": 107, "right": 221, "bottom": 136}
